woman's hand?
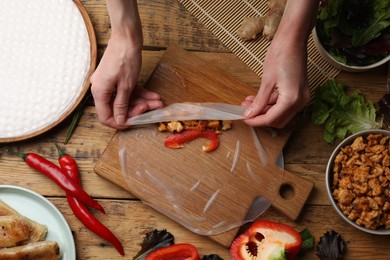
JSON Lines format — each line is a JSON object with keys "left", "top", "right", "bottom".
{"left": 91, "top": 0, "right": 163, "bottom": 129}
{"left": 91, "top": 35, "right": 162, "bottom": 129}
{"left": 243, "top": 0, "right": 319, "bottom": 128}
{"left": 242, "top": 39, "right": 311, "bottom": 128}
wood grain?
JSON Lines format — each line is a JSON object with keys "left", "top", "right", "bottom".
{"left": 94, "top": 46, "right": 313, "bottom": 246}
{"left": 1, "top": 58, "right": 388, "bottom": 258}
{"left": 49, "top": 197, "right": 390, "bottom": 260}
{"left": 79, "top": 0, "right": 227, "bottom": 52}
{"left": 0, "top": 0, "right": 388, "bottom": 258}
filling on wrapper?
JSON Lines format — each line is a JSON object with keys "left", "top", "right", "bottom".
{"left": 332, "top": 133, "right": 390, "bottom": 229}
{"left": 158, "top": 120, "right": 232, "bottom": 134}
{"left": 158, "top": 120, "right": 233, "bottom": 152}
{"left": 117, "top": 120, "right": 277, "bottom": 235}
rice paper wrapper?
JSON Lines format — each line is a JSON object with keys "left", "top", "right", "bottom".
{"left": 126, "top": 102, "right": 247, "bottom": 126}
{"left": 117, "top": 120, "right": 284, "bottom": 235}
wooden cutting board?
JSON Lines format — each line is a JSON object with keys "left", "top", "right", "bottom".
{"left": 94, "top": 46, "right": 314, "bottom": 247}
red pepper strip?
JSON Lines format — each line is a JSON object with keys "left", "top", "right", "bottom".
{"left": 55, "top": 144, "right": 124, "bottom": 256}
{"left": 18, "top": 152, "right": 105, "bottom": 213}
{"left": 230, "top": 220, "right": 302, "bottom": 260}
{"left": 146, "top": 243, "right": 200, "bottom": 260}
{"left": 164, "top": 129, "right": 219, "bottom": 152}
{"left": 200, "top": 130, "right": 219, "bottom": 152}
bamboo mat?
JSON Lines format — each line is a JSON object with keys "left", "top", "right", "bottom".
{"left": 178, "top": 0, "right": 339, "bottom": 94}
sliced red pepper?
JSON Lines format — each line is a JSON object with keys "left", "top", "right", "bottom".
{"left": 146, "top": 243, "right": 200, "bottom": 260}
{"left": 200, "top": 130, "right": 219, "bottom": 152}
{"left": 55, "top": 144, "right": 124, "bottom": 256}
{"left": 18, "top": 152, "right": 105, "bottom": 213}
{"left": 230, "top": 220, "right": 302, "bottom": 260}
{"left": 164, "top": 129, "right": 219, "bottom": 152}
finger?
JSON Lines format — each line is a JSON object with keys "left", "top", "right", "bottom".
{"left": 244, "top": 95, "right": 256, "bottom": 102}
{"left": 134, "top": 87, "right": 161, "bottom": 100}
{"left": 244, "top": 84, "right": 275, "bottom": 118}
{"left": 242, "top": 93, "right": 277, "bottom": 107}
{"left": 130, "top": 96, "right": 164, "bottom": 109}
{"left": 127, "top": 100, "right": 164, "bottom": 118}
{"left": 268, "top": 90, "right": 279, "bottom": 104}
{"left": 241, "top": 100, "right": 252, "bottom": 107}
{"left": 244, "top": 104, "right": 294, "bottom": 128}
{"left": 145, "top": 99, "right": 164, "bottom": 110}
{"left": 127, "top": 98, "right": 164, "bottom": 121}
{"left": 243, "top": 109, "right": 276, "bottom": 127}
{"left": 113, "top": 80, "right": 132, "bottom": 125}
{"left": 127, "top": 103, "right": 148, "bottom": 117}
{"left": 91, "top": 83, "right": 115, "bottom": 125}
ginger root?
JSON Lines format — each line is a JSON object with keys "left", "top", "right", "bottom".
{"left": 237, "top": 0, "right": 286, "bottom": 41}
{"left": 236, "top": 17, "right": 265, "bottom": 40}
{"left": 263, "top": 0, "right": 287, "bottom": 40}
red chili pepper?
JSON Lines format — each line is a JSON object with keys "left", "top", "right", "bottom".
{"left": 146, "top": 243, "right": 200, "bottom": 260}
{"left": 55, "top": 144, "right": 124, "bottom": 256}
{"left": 164, "top": 129, "right": 219, "bottom": 152}
{"left": 18, "top": 152, "right": 105, "bottom": 213}
{"left": 230, "top": 220, "right": 302, "bottom": 260}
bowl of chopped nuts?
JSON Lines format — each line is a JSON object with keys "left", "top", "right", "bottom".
{"left": 326, "top": 129, "right": 390, "bottom": 235}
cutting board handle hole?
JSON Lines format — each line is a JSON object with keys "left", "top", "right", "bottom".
{"left": 279, "top": 183, "right": 294, "bottom": 200}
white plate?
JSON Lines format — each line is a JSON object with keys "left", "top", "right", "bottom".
{"left": 0, "top": 185, "right": 76, "bottom": 259}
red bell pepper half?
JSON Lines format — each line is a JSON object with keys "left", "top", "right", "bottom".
{"left": 164, "top": 129, "right": 219, "bottom": 152}
{"left": 230, "top": 220, "right": 302, "bottom": 260}
{"left": 146, "top": 243, "right": 200, "bottom": 260}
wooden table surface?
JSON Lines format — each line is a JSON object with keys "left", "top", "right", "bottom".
{"left": 1, "top": 0, "right": 389, "bottom": 259}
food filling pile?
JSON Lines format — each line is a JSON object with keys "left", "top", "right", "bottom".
{"left": 158, "top": 120, "right": 232, "bottom": 152}
{"left": 158, "top": 120, "right": 232, "bottom": 133}
{"left": 332, "top": 133, "right": 390, "bottom": 229}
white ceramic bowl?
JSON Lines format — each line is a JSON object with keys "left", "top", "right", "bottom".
{"left": 313, "top": 29, "right": 390, "bottom": 72}
{"left": 326, "top": 129, "right": 390, "bottom": 235}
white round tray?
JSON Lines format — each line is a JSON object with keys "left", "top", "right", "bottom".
{"left": 0, "top": 0, "right": 96, "bottom": 143}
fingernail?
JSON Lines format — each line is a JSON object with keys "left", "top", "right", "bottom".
{"left": 244, "top": 106, "right": 252, "bottom": 117}
{"left": 116, "top": 115, "right": 126, "bottom": 125}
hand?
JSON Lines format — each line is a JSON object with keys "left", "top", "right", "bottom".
{"left": 242, "top": 39, "right": 311, "bottom": 128}
{"left": 91, "top": 35, "right": 163, "bottom": 129}
{"left": 242, "top": 0, "right": 318, "bottom": 128}
{"left": 91, "top": 0, "right": 163, "bottom": 129}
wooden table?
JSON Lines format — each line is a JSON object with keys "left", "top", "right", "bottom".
{"left": 1, "top": 0, "right": 389, "bottom": 259}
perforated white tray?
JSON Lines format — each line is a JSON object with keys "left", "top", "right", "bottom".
{"left": 0, "top": 0, "right": 96, "bottom": 143}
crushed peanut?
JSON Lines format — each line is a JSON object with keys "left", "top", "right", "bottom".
{"left": 332, "top": 133, "right": 390, "bottom": 229}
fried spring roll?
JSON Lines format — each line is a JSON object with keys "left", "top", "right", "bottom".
{"left": 0, "top": 200, "right": 47, "bottom": 243}
{"left": 0, "top": 216, "right": 31, "bottom": 248}
{"left": 0, "top": 241, "right": 60, "bottom": 260}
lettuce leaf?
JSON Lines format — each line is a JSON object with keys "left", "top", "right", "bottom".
{"left": 311, "top": 79, "right": 383, "bottom": 143}
{"left": 133, "top": 229, "right": 174, "bottom": 260}
{"left": 316, "top": 230, "right": 347, "bottom": 260}
{"left": 316, "top": 0, "right": 390, "bottom": 66}
{"left": 352, "top": 8, "right": 390, "bottom": 47}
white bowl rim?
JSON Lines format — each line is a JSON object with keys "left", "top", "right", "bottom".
{"left": 312, "top": 29, "right": 390, "bottom": 71}
{"left": 326, "top": 129, "right": 390, "bottom": 235}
